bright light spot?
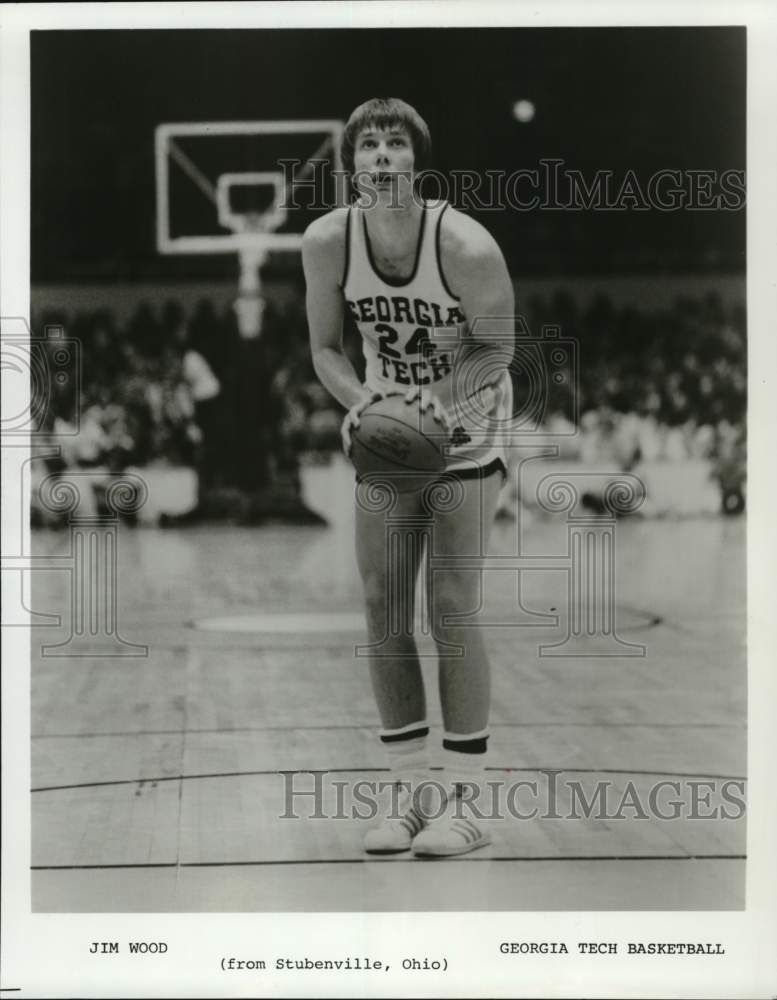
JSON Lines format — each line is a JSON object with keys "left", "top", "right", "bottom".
{"left": 513, "top": 99, "right": 535, "bottom": 123}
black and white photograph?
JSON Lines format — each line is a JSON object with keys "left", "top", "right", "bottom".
{"left": 1, "top": 2, "right": 776, "bottom": 997}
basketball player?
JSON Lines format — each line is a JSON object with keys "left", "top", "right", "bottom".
{"left": 303, "top": 98, "right": 514, "bottom": 856}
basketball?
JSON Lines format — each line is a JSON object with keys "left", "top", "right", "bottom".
{"left": 350, "top": 394, "right": 448, "bottom": 490}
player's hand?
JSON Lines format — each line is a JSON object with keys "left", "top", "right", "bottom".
{"left": 403, "top": 386, "right": 451, "bottom": 430}
{"left": 341, "top": 390, "right": 384, "bottom": 459}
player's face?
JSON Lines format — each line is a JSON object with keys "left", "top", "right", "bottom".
{"left": 352, "top": 124, "right": 416, "bottom": 207}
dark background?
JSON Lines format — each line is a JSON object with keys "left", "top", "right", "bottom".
{"left": 31, "top": 27, "right": 745, "bottom": 281}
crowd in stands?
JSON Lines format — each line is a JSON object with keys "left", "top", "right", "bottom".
{"left": 33, "top": 295, "right": 322, "bottom": 494}
{"left": 521, "top": 290, "right": 746, "bottom": 492}
{"left": 30, "top": 287, "right": 746, "bottom": 516}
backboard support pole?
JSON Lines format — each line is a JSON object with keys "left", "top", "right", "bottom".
{"left": 234, "top": 243, "right": 270, "bottom": 339}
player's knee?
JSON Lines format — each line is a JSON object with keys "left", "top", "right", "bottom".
{"left": 361, "top": 573, "right": 389, "bottom": 613}
{"left": 431, "top": 574, "right": 480, "bottom": 623}
{"left": 362, "top": 571, "right": 419, "bottom": 637}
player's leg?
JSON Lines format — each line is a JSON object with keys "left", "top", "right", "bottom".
{"left": 354, "top": 484, "right": 431, "bottom": 852}
{"left": 354, "top": 485, "right": 428, "bottom": 727}
{"left": 430, "top": 466, "right": 502, "bottom": 731}
{"left": 412, "top": 464, "right": 503, "bottom": 856}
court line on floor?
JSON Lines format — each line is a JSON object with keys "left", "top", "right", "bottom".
{"left": 31, "top": 721, "right": 746, "bottom": 739}
{"left": 30, "top": 854, "right": 746, "bottom": 871}
{"left": 187, "top": 604, "right": 666, "bottom": 635}
{"left": 31, "top": 765, "right": 747, "bottom": 794}
{"left": 64, "top": 602, "right": 666, "bottom": 651}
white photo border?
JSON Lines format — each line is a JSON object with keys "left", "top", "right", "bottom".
{"left": 1, "top": 2, "right": 776, "bottom": 998}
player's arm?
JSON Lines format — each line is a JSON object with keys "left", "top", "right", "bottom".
{"left": 302, "top": 212, "right": 370, "bottom": 412}
{"left": 440, "top": 212, "right": 515, "bottom": 421}
{"left": 441, "top": 211, "right": 515, "bottom": 354}
{"left": 303, "top": 212, "right": 391, "bottom": 455}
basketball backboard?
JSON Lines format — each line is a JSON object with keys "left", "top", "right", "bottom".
{"left": 154, "top": 119, "right": 345, "bottom": 256}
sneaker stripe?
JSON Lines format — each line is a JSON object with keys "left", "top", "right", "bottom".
{"left": 403, "top": 810, "right": 425, "bottom": 836}
{"left": 452, "top": 821, "right": 474, "bottom": 843}
{"left": 462, "top": 819, "right": 481, "bottom": 839}
{"left": 455, "top": 819, "right": 483, "bottom": 843}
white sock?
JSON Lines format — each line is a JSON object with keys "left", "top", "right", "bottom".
{"left": 441, "top": 729, "right": 489, "bottom": 811}
{"left": 380, "top": 721, "right": 431, "bottom": 794}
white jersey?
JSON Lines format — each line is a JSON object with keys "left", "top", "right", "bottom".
{"left": 342, "top": 199, "right": 512, "bottom": 472}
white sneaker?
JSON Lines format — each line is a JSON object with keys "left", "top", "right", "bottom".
{"left": 412, "top": 801, "right": 490, "bottom": 857}
{"left": 363, "top": 787, "right": 428, "bottom": 854}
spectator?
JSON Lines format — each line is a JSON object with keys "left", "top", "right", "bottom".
{"left": 30, "top": 285, "right": 746, "bottom": 520}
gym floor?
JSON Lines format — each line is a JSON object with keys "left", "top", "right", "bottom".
{"left": 30, "top": 457, "right": 746, "bottom": 911}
